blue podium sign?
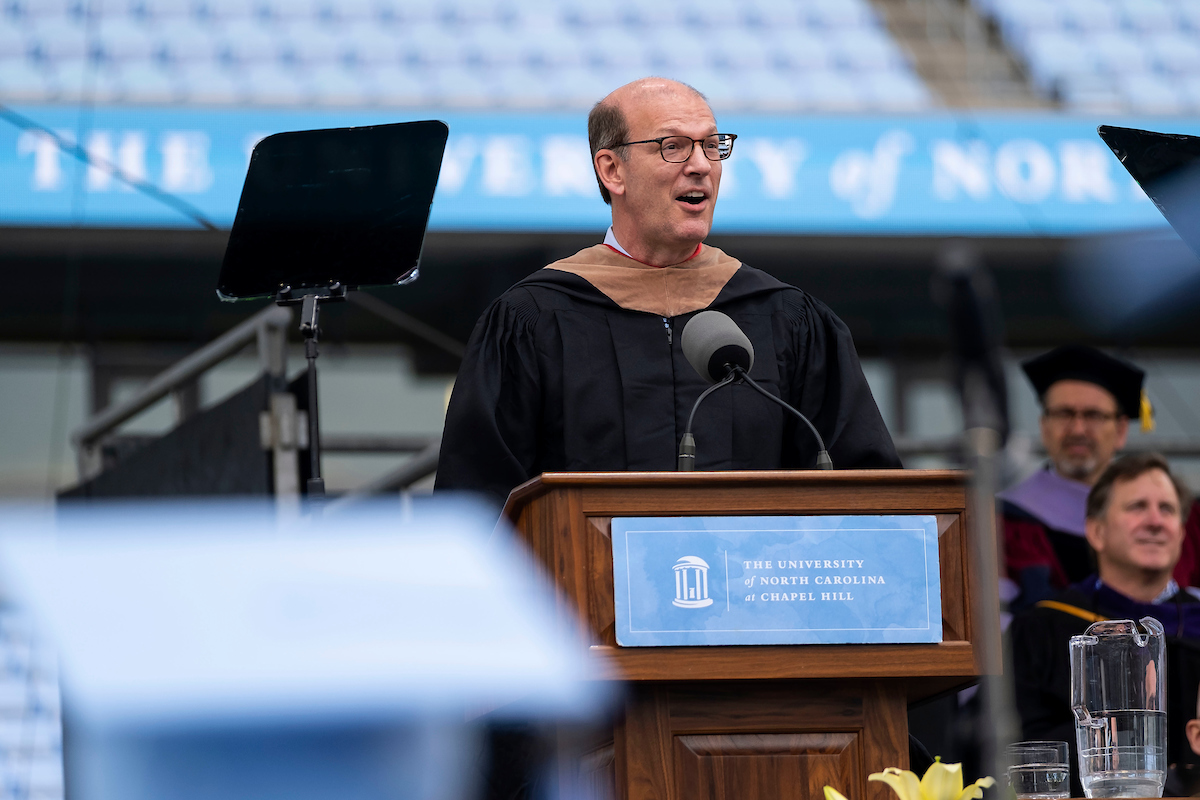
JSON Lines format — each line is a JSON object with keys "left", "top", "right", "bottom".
{"left": 611, "top": 515, "right": 941, "bottom": 647}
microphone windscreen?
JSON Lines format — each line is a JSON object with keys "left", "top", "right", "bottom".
{"left": 680, "top": 310, "right": 754, "bottom": 383}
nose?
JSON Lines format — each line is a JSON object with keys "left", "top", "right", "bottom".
{"left": 683, "top": 142, "right": 712, "bottom": 174}
{"left": 1066, "top": 414, "right": 1089, "bottom": 434}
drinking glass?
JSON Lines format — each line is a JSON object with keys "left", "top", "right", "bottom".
{"left": 1007, "top": 741, "right": 1070, "bottom": 799}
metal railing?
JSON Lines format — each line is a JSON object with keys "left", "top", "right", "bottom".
{"left": 73, "top": 304, "right": 292, "bottom": 482}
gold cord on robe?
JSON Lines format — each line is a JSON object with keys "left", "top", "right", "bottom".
{"left": 543, "top": 244, "right": 742, "bottom": 318}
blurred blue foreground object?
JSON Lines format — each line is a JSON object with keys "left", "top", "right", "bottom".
{"left": 0, "top": 500, "right": 611, "bottom": 800}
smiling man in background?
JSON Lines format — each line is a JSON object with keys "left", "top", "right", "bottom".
{"left": 1011, "top": 453, "right": 1200, "bottom": 797}
{"left": 435, "top": 77, "right": 900, "bottom": 504}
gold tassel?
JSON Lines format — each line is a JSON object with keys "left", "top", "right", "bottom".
{"left": 1140, "top": 390, "right": 1155, "bottom": 433}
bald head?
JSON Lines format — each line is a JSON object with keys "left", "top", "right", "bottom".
{"left": 606, "top": 77, "right": 709, "bottom": 114}
{"left": 587, "top": 78, "right": 710, "bottom": 204}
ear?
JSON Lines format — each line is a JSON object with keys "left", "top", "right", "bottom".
{"left": 1187, "top": 719, "right": 1200, "bottom": 757}
{"left": 594, "top": 150, "right": 626, "bottom": 200}
{"left": 1114, "top": 416, "right": 1130, "bottom": 449}
{"left": 1085, "top": 517, "right": 1106, "bottom": 554}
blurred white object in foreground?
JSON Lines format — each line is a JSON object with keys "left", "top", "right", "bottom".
{"left": 0, "top": 499, "right": 611, "bottom": 800}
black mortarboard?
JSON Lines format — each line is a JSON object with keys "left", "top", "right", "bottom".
{"left": 1021, "top": 345, "right": 1145, "bottom": 419}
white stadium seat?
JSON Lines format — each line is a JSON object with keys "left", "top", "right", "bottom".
{"left": 196, "top": 0, "right": 253, "bottom": 22}
{"left": 280, "top": 20, "right": 342, "bottom": 65}
{"left": 1059, "top": 0, "right": 1121, "bottom": 33}
{"left": 116, "top": 60, "right": 178, "bottom": 102}
{"left": 860, "top": 69, "right": 934, "bottom": 110}
{"left": 1118, "top": 71, "right": 1186, "bottom": 113}
{"left": 312, "top": 0, "right": 381, "bottom": 23}
{"left": 308, "top": 62, "right": 371, "bottom": 105}
{"left": 368, "top": 62, "right": 431, "bottom": 105}
{"left": 398, "top": 20, "right": 464, "bottom": 66}
{"left": 48, "top": 57, "right": 123, "bottom": 101}
{"left": 806, "top": 0, "right": 880, "bottom": 30}
{"left": 259, "top": 0, "right": 318, "bottom": 23}
{"left": 94, "top": 18, "right": 156, "bottom": 62}
{"left": 0, "top": 56, "right": 51, "bottom": 101}
{"left": 459, "top": 22, "right": 530, "bottom": 67}
{"left": 341, "top": 21, "right": 401, "bottom": 65}
{"left": 433, "top": 63, "right": 495, "bottom": 107}
{"left": 1175, "top": 74, "right": 1200, "bottom": 112}
{"left": 177, "top": 61, "right": 241, "bottom": 103}
{"left": 797, "top": 67, "right": 867, "bottom": 110}
{"left": 155, "top": 20, "right": 221, "bottom": 62}
{"left": 740, "top": 0, "right": 807, "bottom": 29}
{"left": 489, "top": 64, "right": 555, "bottom": 108}
{"left": 1117, "top": 0, "right": 1177, "bottom": 35}
{"left": 1148, "top": 31, "right": 1200, "bottom": 74}
{"left": 831, "top": 28, "right": 906, "bottom": 71}
{"left": 1020, "top": 30, "right": 1095, "bottom": 93}
{"left": 774, "top": 29, "right": 836, "bottom": 71}
{"left": 27, "top": 18, "right": 89, "bottom": 62}
{"left": 218, "top": 19, "right": 283, "bottom": 64}
{"left": 583, "top": 26, "right": 652, "bottom": 70}
{"left": 712, "top": 28, "right": 777, "bottom": 71}
{"left": 1057, "top": 74, "right": 1125, "bottom": 112}
{"left": 241, "top": 61, "right": 308, "bottom": 104}
{"left": 523, "top": 24, "right": 587, "bottom": 69}
{"left": 0, "top": 19, "right": 29, "bottom": 59}
{"left": 648, "top": 27, "right": 714, "bottom": 71}
{"left": 133, "top": 0, "right": 195, "bottom": 22}
{"left": 1086, "top": 30, "right": 1152, "bottom": 75}
{"left": 10, "top": 0, "right": 79, "bottom": 21}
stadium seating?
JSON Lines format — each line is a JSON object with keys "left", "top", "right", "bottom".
{"left": 974, "top": 0, "right": 1200, "bottom": 112}
{"left": 0, "top": 0, "right": 933, "bottom": 111}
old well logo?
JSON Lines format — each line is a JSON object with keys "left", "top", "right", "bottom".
{"left": 671, "top": 556, "right": 713, "bottom": 609}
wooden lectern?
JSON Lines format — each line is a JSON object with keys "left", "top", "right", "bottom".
{"left": 503, "top": 469, "right": 986, "bottom": 800}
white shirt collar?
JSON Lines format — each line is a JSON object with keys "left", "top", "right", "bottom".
{"left": 603, "top": 226, "right": 631, "bottom": 258}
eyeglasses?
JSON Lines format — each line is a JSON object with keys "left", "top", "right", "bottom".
{"left": 1043, "top": 407, "right": 1121, "bottom": 426}
{"left": 613, "top": 134, "right": 738, "bottom": 163}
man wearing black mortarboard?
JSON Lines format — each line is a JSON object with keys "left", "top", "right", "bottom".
{"left": 998, "top": 344, "right": 1200, "bottom": 612}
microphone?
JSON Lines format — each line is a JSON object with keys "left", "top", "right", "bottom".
{"left": 681, "top": 310, "right": 754, "bottom": 382}
{"left": 678, "top": 311, "right": 833, "bottom": 471}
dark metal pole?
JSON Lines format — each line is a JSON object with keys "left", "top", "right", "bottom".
{"left": 936, "top": 242, "right": 1018, "bottom": 784}
{"left": 300, "top": 295, "right": 325, "bottom": 500}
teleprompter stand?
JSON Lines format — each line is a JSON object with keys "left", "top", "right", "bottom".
{"left": 216, "top": 121, "right": 449, "bottom": 505}
{"left": 275, "top": 284, "right": 348, "bottom": 500}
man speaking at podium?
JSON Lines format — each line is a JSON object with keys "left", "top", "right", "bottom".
{"left": 436, "top": 77, "right": 900, "bottom": 503}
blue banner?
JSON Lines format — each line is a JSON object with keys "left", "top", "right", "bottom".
{"left": 1, "top": 105, "right": 1194, "bottom": 235}
{"left": 610, "top": 515, "right": 941, "bottom": 646}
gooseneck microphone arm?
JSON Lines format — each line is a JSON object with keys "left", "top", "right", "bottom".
{"left": 675, "top": 365, "right": 834, "bottom": 471}
{"left": 676, "top": 308, "right": 833, "bottom": 471}
{"left": 728, "top": 366, "right": 833, "bottom": 470}
{"left": 677, "top": 372, "right": 738, "bottom": 471}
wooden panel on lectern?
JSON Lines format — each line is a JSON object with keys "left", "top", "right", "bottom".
{"left": 614, "top": 681, "right": 907, "bottom": 800}
{"left": 674, "top": 733, "right": 856, "bottom": 800}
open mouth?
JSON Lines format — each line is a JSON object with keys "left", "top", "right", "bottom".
{"left": 677, "top": 192, "right": 707, "bottom": 205}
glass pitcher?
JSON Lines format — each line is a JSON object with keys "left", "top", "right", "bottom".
{"left": 1070, "top": 617, "right": 1167, "bottom": 798}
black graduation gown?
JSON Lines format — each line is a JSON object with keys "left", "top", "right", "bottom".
{"left": 435, "top": 264, "right": 901, "bottom": 503}
{"left": 1011, "top": 581, "right": 1200, "bottom": 797}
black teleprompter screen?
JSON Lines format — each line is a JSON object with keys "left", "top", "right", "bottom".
{"left": 218, "top": 120, "right": 448, "bottom": 300}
